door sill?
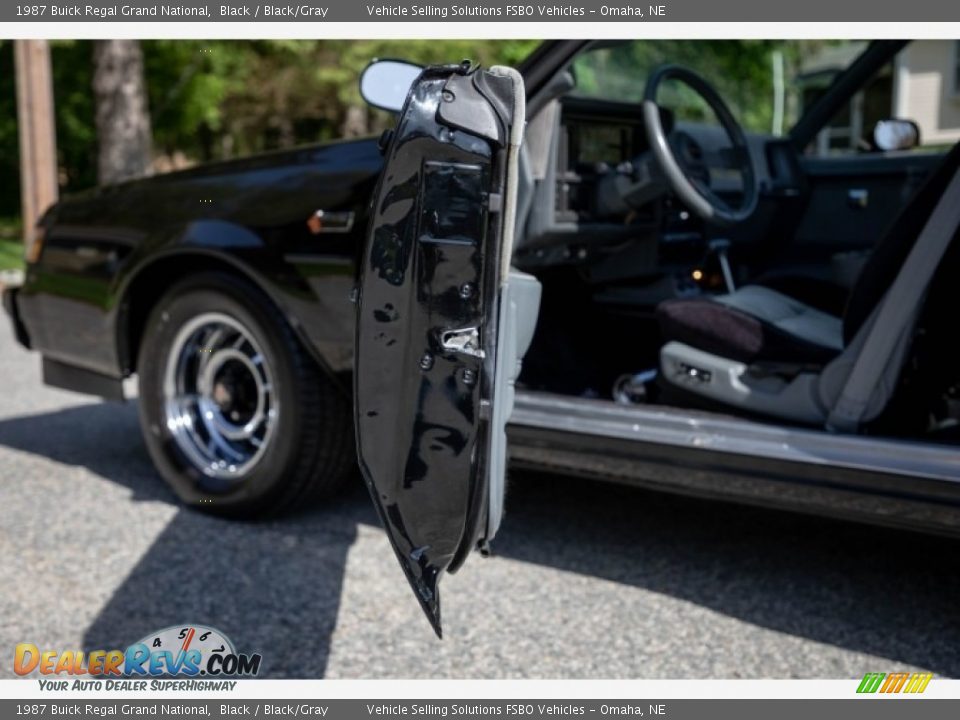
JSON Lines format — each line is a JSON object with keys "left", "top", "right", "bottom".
{"left": 509, "top": 390, "right": 960, "bottom": 483}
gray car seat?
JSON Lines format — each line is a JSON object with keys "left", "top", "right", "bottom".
{"left": 655, "top": 141, "right": 960, "bottom": 427}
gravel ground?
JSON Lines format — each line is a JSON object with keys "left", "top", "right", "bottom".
{"left": 1, "top": 317, "right": 959, "bottom": 679}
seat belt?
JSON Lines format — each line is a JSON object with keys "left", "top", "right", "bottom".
{"left": 827, "top": 166, "right": 960, "bottom": 432}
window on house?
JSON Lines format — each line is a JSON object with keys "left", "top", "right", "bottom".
{"left": 954, "top": 40, "right": 960, "bottom": 94}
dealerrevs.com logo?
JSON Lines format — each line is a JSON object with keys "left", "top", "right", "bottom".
{"left": 14, "top": 624, "right": 262, "bottom": 687}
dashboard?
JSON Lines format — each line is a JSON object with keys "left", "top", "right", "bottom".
{"left": 515, "top": 94, "right": 789, "bottom": 300}
{"left": 555, "top": 96, "right": 672, "bottom": 225}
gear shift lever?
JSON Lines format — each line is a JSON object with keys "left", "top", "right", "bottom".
{"left": 708, "top": 238, "right": 736, "bottom": 294}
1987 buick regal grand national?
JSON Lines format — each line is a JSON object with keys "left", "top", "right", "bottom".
{"left": 6, "top": 40, "right": 960, "bottom": 633}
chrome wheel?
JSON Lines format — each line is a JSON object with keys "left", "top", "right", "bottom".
{"left": 163, "top": 312, "right": 277, "bottom": 481}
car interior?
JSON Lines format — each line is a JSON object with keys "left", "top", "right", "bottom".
{"left": 510, "top": 40, "right": 960, "bottom": 444}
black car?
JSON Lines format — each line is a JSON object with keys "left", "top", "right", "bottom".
{"left": 6, "top": 40, "right": 960, "bottom": 635}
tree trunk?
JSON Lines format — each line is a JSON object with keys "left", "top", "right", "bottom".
{"left": 13, "top": 40, "right": 59, "bottom": 251}
{"left": 93, "top": 40, "right": 153, "bottom": 185}
{"left": 341, "top": 105, "right": 369, "bottom": 139}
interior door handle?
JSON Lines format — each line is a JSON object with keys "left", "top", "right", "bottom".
{"left": 848, "top": 188, "right": 869, "bottom": 208}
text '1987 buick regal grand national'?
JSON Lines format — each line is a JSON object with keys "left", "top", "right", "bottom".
{"left": 5, "top": 40, "right": 960, "bottom": 634}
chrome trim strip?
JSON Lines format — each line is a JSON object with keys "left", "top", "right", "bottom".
{"left": 510, "top": 391, "right": 960, "bottom": 483}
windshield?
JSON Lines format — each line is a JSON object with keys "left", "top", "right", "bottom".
{"left": 569, "top": 40, "right": 870, "bottom": 137}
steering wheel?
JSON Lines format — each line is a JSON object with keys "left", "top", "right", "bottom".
{"left": 642, "top": 65, "right": 758, "bottom": 226}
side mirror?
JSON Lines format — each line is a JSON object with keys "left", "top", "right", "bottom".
{"left": 873, "top": 119, "right": 920, "bottom": 152}
{"left": 359, "top": 60, "right": 423, "bottom": 113}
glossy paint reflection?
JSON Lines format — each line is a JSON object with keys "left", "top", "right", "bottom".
{"left": 354, "top": 66, "right": 515, "bottom": 636}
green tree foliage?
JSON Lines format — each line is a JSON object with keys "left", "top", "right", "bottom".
{"left": 0, "top": 42, "right": 20, "bottom": 219}
{"left": 571, "top": 40, "right": 837, "bottom": 135}
{"left": 141, "top": 40, "right": 539, "bottom": 162}
{"left": 1, "top": 38, "right": 852, "bottom": 222}
{"left": 0, "top": 40, "right": 101, "bottom": 216}
{"left": 0, "top": 39, "right": 538, "bottom": 216}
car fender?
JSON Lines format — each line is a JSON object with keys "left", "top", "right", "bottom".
{"left": 112, "top": 219, "right": 354, "bottom": 390}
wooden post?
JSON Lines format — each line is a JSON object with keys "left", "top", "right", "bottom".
{"left": 14, "top": 40, "right": 59, "bottom": 249}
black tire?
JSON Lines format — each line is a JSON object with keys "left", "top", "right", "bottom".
{"left": 137, "top": 271, "right": 354, "bottom": 518}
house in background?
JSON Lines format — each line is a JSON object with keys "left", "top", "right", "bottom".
{"left": 799, "top": 40, "right": 960, "bottom": 155}
{"left": 894, "top": 40, "right": 960, "bottom": 145}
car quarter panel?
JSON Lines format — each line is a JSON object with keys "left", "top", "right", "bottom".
{"left": 16, "top": 138, "right": 384, "bottom": 383}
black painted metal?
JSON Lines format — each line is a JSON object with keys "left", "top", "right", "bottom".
{"left": 353, "top": 65, "right": 516, "bottom": 637}
{"left": 14, "top": 137, "right": 385, "bottom": 381}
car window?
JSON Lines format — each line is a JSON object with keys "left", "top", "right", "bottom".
{"left": 812, "top": 40, "right": 960, "bottom": 156}
{"left": 570, "top": 40, "right": 864, "bottom": 138}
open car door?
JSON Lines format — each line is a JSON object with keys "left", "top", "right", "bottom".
{"left": 354, "top": 63, "right": 540, "bottom": 637}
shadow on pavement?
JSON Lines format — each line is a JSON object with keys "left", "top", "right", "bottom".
{"left": 81, "top": 498, "right": 365, "bottom": 678}
{"left": 0, "top": 402, "right": 171, "bottom": 502}
{"left": 494, "top": 472, "right": 960, "bottom": 677}
{"left": 0, "top": 404, "right": 958, "bottom": 676}
{"left": 0, "top": 403, "right": 369, "bottom": 678}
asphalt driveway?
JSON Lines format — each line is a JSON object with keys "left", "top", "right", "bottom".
{"left": 1, "top": 317, "right": 959, "bottom": 679}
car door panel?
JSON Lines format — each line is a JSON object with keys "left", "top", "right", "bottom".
{"left": 353, "top": 64, "right": 533, "bottom": 636}
{"left": 791, "top": 152, "right": 943, "bottom": 253}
